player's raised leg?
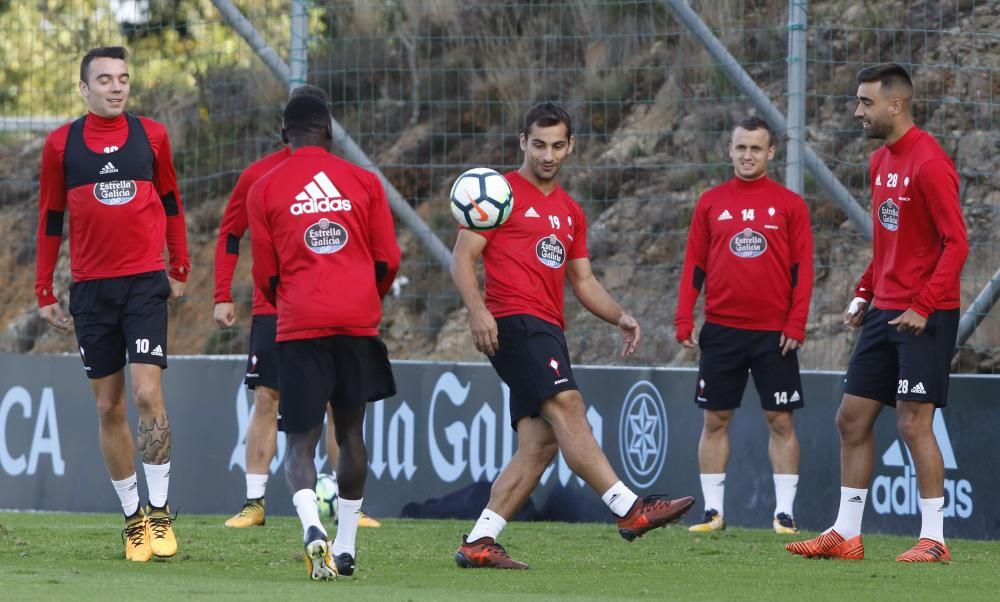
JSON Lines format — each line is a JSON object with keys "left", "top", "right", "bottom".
{"left": 541, "top": 390, "right": 695, "bottom": 542}
{"left": 690, "top": 409, "right": 731, "bottom": 532}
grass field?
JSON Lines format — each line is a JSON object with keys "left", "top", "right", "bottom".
{"left": 1, "top": 512, "right": 997, "bottom": 601}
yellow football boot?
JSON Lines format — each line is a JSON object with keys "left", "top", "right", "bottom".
{"left": 225, "top": 498, "right": 266, "bottom": 528}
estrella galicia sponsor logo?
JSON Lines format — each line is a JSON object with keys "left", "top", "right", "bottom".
{"left": 304, "top": 218, "right": 348, "bottom": 254}
{"left": 872, "top": 410, "right": 972, "bottom": 518}
{"left": 878, "top": 199, "right": 899, "bottom": 231}
{"left": 618, "top": 380, "right": 668, "bottom": 488}
{"left": 92, "top": 180, "right": 137, "bottom": 206}
{"left": 536, "top": 234, "right": 566, "bottom": 268}
{"left": 729, "top": 228, "right": 767, "bottom": 258}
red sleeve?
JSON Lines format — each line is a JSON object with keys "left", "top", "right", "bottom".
{"left": 910, "top": 158, "right": 968, "bottom": 317}
{"left": 248, "top": 182, "right": 279, "bottom": 307}
{"left": 35, "top": 129, "right": 68, "bottom": 307}
{"left": 213, "top": 169, "right": 255, "bottom": 303}
{"left": 367, "top": 173, "right": 401, "bottom": 299}
{"left": 853, "top": 262, "right": 875, "bottom": 302}
{"left": 568, "top": 203, "right": 588, "bottom": 260}
{"left": 146, "top": 119, "right": 190, "bottom": 282}
{"left": 783, "top": 197, "right": 814, "bottom": 342}
{"left": 674, "top": 196, "right": 710, "bottom": 342}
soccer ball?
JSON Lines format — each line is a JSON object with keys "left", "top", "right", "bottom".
{"left": 315, "top": 473, "right": 339, "bottom": 520}
{"left": 449, "top": 167, "right": 514, "bottom": 230}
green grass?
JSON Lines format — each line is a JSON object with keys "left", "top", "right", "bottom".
{"left": 1, "top": 512, "right": 998, "bottom": 601}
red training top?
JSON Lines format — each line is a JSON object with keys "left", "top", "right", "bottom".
{"left": 248, "top": 146, "right": 400, "bottom": 342}
{"left": 214, "top": 146, "right": 291, "bottom": 316}
{"left": 35, "top": 112, "right": 189, "bottom": 307}
{"left": 853, "top": 126, "right": 968, "bottom": 317}
{"left": 470, "top": 171, "right": 589, "bottom": 330}
{"left": 675, "top": 175, "right": 814, "bottom": 342}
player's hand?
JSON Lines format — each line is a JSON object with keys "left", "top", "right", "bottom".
{"left": 214, "top": 302, "right": 237, "bottom": 329}
{"left": 779, "top": 333, "right": 802, "bottom": 356}
{"left": 468, "top": 307, "right": 499, "bottom": 357}
{"left": 39, "top": 303, "right": 71, "bottom": 332}
{"left": 618, "top": 313, "right": 640, "bottom": 357}
{"left": 680, "top": 331, "right": 698, "bottom": 349}
{"left": 843, "top": 296, "right": 869, "bottom": 331}
{"left": 168, "top": 277, "right": 186, "bottom": 304}
{"left": 888, "top": 308, "right": 927, "bottom": 335}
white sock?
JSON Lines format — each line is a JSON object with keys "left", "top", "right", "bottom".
{"left": 142, "top": 462, "right": 170, "bottom": 508}
{"left": 830, "top": 486, "right": 867, "bottom": 539}
{"left": 467, "top": 508, "right": 507, "bottom": 542}
{"left": 601, "top": 481, "right": 639, "bottom": 518}
{"left": 292, "top": 488, "right": 326, "bottom": 539}
{"left": 700, "top": 473, "right": 726, "bottom": 516}
{"left": 332, "top": 497, "right": 362, "bottom": 557}
{"left": 246, "top": 473, "right": 268, "bottom": 500}
{"left": 918, "top": 497, "right": 945, "bottom": 544}
{"left": 112, "top": 473, "right": 140, "bottom": 517}
{"left": 773, "top": 474, "right": 799, "bottom": 517}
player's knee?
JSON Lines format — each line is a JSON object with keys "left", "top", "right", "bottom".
{"left": 702, "top": 412, "right": 731, "bottom": 436}
{"left": 132, "top": 381, "right": 163, "bottom": 413}
{"left": 766, "top": 412, "right": 795, "bottom": 438}
{"left": 252, "top": 386, "right": 280, "bottom": 413}
{"left": 95, "top": 394, "right": 126, "bottom": 422}
{"left": 835, "top": 407, "right": 863, "bottom": 442}
{"left": 896, "top": 411, "right": 931, "bottom": 444}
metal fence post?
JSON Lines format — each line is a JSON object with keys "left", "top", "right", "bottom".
{"left": 785, "top": 0, "right": 807, "bottom": 195}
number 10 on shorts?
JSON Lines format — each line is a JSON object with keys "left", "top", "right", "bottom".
{"left": 136, "top": 338, "right": 150, "bottom": 354}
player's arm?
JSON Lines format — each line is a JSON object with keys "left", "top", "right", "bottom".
{"left": 247, "top": 185, "right": 279, "bottom": 307}
{"left": 450, "top": 229, "right": 498, "bottom": 356}
{"left": 891, "top": 158, "right": 969, "bottom": 335}
{"left": 367, "top": 175, "right": 401, "bottom": 298}
{"left": 35, "top": 133, "right": 70, "bottom": 331}
{"left": 675, "top": 197, "right": 710, "bottom": 348}
{"left": 567, "top": 258, "right": 639, "bottom": 357}
{"left": 213, "top": 169, "right": 255, "bottom": 328}
{"left": 149, "top": 122, "right": 190, "bottom": 301}
{"left": 781, "top": 199, "right": 814, "bottom": 354}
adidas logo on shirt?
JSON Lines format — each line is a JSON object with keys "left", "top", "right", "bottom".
{"left": 290, "top": 171, "right": 353, "bottom": 215}
{"left": 99, "top": 162, "right": 119, "bottom": 175}
{"left": 525, "top": 206, "right": 540, "bottom": 218}
{"left": 718, "top": 209, "right": 732, "bottom": 221}
{"left": 911, "top": 382, "right": 926, "bottom": 395}
{"left": 151, "top": 345, "right": 164, "bottom": 357}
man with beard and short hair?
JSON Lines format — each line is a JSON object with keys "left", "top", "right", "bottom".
{"left": 450, "top": 102, "right": 695, "bottom": 570}
{"left": 786, "top": 62, "right": 967, "bottom": 563}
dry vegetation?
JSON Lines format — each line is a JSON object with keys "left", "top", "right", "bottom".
{"left": 0, "top": 0, "right": 996, "bottom": 371}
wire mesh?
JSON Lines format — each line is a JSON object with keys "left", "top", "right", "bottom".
{"left": 0, "top": 0, "right": 996, "bottom": 372}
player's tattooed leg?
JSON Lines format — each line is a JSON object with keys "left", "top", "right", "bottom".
{"left": 138, "top": 415, "right": 172, "bottom": 464}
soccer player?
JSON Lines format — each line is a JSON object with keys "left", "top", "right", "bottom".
{"left": 786, "top": 63, "right": 968, "bottom": 562}
{"left": 247, "top": 96, "right": 400, "bottom": 580}
{"left": 214, "top": 84, "right": 379, "bottom": 530}
{"left": 35, "top": 47, "right": 189, "bottom": 562}
{"left": 451, "top": 102, "right": 695, "bottom": 570}
{"left": 675, "top": 116, "right": 814, "bottom": 534}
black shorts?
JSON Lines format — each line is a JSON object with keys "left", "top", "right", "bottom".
{"left": 276, "top": 335, "right": 396, "bottom": 433}
{"left": 69, "top": 271, "right": 169, "bottom": 379}
{"left": 244, "top": 315, "right": 279, "bottom": 390}
{"left": 488, "top": 315, "right": 578, "bottom": 430}
{"left": 844, "top": 307, "right": 959, "bottom": 408}
{"left": 695, "top": 322, "right": 804, "bottom": 412}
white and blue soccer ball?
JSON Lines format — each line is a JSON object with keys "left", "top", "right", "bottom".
{"left": 315, "top": 473, "right": 339, "bottom": 520}
{"left": 449, "top": 167, "right": 514, "bottom": 230}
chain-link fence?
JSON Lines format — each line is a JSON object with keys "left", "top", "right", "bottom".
{"left": 1, "top": 0, "right": 996, "bottom": 372}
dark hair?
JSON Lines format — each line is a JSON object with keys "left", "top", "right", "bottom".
{"left": 522, "top": 102, "right": 572, "bottom": 139}
{"left": 80, "top": 47, "right": 128, "bottom": 82}
{"left": 289, "top": 84, "right": 329, "bottom": 103}
{"left": 856, "top": 62, "right": 913, "bottom": 93}
{"left": 735, "top": 115, "right": 775, "bottom": 146}
{"left": 282, "top": 96, "right": 331, "bottom": 138}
